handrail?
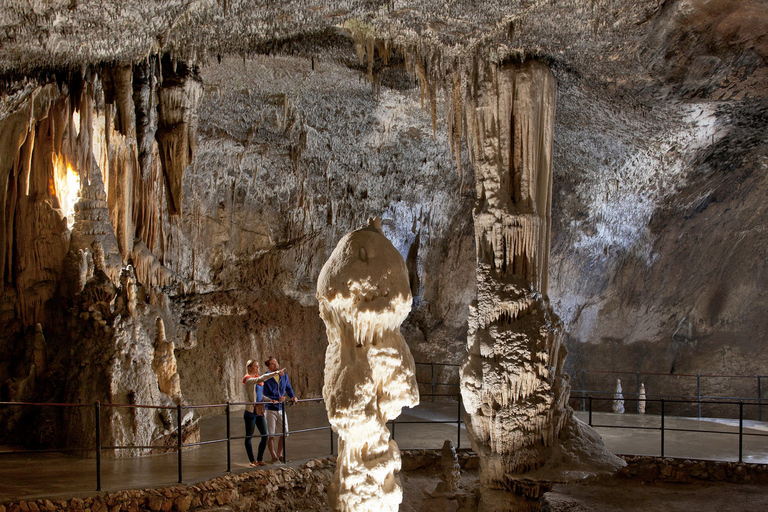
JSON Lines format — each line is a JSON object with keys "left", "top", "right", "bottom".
{"left": 2, "top": 382, "right": 767, "bottom": 495}
{"left": 412, "top": 362, "right": 767, "bottom": 422}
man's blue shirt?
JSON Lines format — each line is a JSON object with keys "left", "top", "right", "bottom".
{"left": 262, "top": 373, "right": 295, "bottom": 410}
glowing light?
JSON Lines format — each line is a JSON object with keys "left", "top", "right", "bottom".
{"left": 72, "top": 110, "right": 80, "bottom": 137}
{"left": 55, "top": 157, "right": 81, "bottom": 229}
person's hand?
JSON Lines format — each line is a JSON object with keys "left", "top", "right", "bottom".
{"left": 290, "top": 396, "right": 298, "bottom": 403}
{"left": 279, "top": 396, "right": 286, "bottom": 402}
{"left": 279, "top": 369, "right": 286, "bottom": 376}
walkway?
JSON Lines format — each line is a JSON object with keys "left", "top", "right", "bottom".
{"left": 1, "top": 402, "right": 767, "bottom": 502}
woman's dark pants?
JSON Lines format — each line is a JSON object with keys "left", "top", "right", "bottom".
{"left": 244, "top": 410, "right": 268, "bottom": 462}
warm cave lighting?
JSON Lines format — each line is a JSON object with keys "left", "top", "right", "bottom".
{"left": 72, "top": 109, "right": 80, "bottom": 137}
{"left": 55, "top": 158, "right": 80, "bottom": 229}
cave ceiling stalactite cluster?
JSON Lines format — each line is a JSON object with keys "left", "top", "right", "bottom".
{"left": 0, "top": 1, "right": 766, "bottom": 501}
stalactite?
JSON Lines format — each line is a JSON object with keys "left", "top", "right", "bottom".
{"left": 156, "top": 56, "right": 203, "bottom": 216}
{"left": 133, "top": 57, "right": 159, "bottom": 179}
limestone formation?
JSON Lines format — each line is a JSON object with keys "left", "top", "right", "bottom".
{"left": 317, "top": 217, "right": 419, "bottom": 512}
{"left": 458, "top": 61, "right": 623, "bottom": 509}
{"left": 156, "top": 57, "right": 204, "bottom": 216}
{"left": 434, "top": 440, "right": 461, "bottom": 494}
{"left": 613, "top": 379, "right": 625, "bottom": 414}
{"left": 152, "top": 317, "right": 182, "bottom": 403}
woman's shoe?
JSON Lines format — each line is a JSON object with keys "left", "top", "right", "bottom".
{"left": 257, "top": 461, "right": 267, "bottom": 466}
{"left": 249, "top": 462, "right": 259, "bottom": 467}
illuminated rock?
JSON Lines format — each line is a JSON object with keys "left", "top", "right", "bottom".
{"left": 317, "top": 217, "right": 419, "bottom": 512}
{"left": 613, "top": 379, "right": 625, "bottom": 414}
{"left": 458, "top": 61, "right": 623, "bottom": 510}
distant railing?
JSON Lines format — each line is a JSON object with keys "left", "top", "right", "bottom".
{"left": 563, "top": 368, "right": 767, "bottom": 421}
{"left": 584, "top": 395, "right": 768, "bottom": 462}
{"left": 414, "top": 361, "right": 460, "bottom": 401}
{"left": 413, "top": 362, "right": 768, "bottom": 421}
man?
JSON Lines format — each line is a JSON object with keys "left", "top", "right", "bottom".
{"left": 262, "top": 356, "right": 298, "bottom": 462}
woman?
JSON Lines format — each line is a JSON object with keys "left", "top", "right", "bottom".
{"left": 242, "top": 359, "right": 272, "bottom": 467}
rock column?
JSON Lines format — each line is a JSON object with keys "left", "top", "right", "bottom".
{"left": 317, "top": 218, "right": 419, "bottom": 512}
{"left": 459, "top": 61, "right": 621, "bottom": 510}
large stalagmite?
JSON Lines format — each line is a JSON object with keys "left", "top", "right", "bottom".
{"left": 317, "top": 217, "right": 419, "bottom": 512}
{"left": 459, "top": 61, "right": 623, "bottom": 510}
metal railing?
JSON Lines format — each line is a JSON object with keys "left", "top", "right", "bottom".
{"left": 414, "top": 362, "right": 461, "bottom": 401}
{"left": 388, "top": 393, "right": 463, "bottom": 449}
{"left": 564, "top": 368, "right": 767, "bottom": 421}
{"left": 584, "top": 395, "right": 768, "bottom": 462}
{"left": 412, "top": 362, "right": 768, "bottom": 421}
{"left": 3, "top": 364, "right": 768, "bottom": 496}
{"left": 0, "top": 397, "right": 331, "bottom": 492}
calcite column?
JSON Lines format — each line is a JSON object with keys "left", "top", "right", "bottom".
{"left": 460, "top": 61, "right": 620, "bottom": 509}
{"left": 317, "top": 218, "right": 419, "bottom": 512}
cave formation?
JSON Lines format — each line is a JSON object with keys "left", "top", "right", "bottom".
{"left": 1, "top": 0, "right": 767, "bottom": 509}
{"left": 317, "top": 217, "right": 418, "bottom": 512}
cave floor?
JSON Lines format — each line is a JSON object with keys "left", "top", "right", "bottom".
{"left": 1, "top": 403, "right": 767, "bottom": 502}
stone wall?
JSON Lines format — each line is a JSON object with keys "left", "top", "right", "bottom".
{"left": 618, "top": 455, "right": 768, "bottom": 484}
{"left": 0, "top": 458, "right": 334, "bottom": 512}
{"left": 2, "top": 452, "right": 768, "bottom": 512}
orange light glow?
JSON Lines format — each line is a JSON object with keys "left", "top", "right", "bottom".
{"left": 54, "top": 158, "right": 81, "bottom": 229}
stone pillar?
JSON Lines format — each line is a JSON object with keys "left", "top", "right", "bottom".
{"left": 460, "top": 61, "right": 622, "bottom": 510}
{"left": 317, "top": 218, "right": 419, "bottom": 512}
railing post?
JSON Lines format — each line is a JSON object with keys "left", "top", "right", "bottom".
{"left": 457, "top": 394, "right": 462, "bottom": 450}
{"left": 177, "top": 403, "right": 183, "bottom": 483}
{"left": 739, "top": 400, "right": 744, "bottom": 463}
{"left": 660, "top": 398, "right": 665, "bottom": 458}
{"left": 392, "top": 417, "right": 396, "bottom": 440}
{"left": 758, "top": 376, "right": 763, "bottom": 422}
{"left": 95, "top": 401, "right": 102, "bottom": 491}
{"left": 581, "top": 370, "right": 586, "bottom": 412}
{"left": 281, "top": 404, "right": 287, "bottom": 463}
{"left": 226, "top": 402, "right": 231, "bottom": 472}
{"left": 431, "top": 363, "right": 435, "bottom": 403}
{"left": 588, "top": 395, "right": 593, "bottom": 426}
{"left": 330, "top": 426, "right": 334, "bottom": 455}
{"left": 697, "top": 374, "right": 701, "bottom": 419}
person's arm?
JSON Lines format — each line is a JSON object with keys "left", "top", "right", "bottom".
{"left": 253, "top": 371, "right": 278, "bottom": 384}
{"left": 262, "top": 379, "right": 279, "bottom": 401}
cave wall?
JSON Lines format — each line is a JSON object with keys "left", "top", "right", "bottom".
{"left": 173, "top": 53, "right": 474, "bottom": 405}
{"left": 547, "top": 0, "right": 768, "bottom": 404}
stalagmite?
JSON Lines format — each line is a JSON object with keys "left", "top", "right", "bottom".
{"left": 613, "top": 379, "right": 625, "bottom": 414}
{"left": 152, "top": 317, "right": 182, "bottom": 403}
{"left": 317, "top": 217, "right": 419, "bottom": 512}
{"left": 638, "top": 383, "right": 646, "bottom": 414}
{"left": 435, "top": 440, "right": 461, "bottom": 494}
{"left": 457, "top": 60, "right": 623, "bottom": 511}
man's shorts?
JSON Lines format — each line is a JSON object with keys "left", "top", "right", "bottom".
{"left": 266, "top": 409, "right": 289, "bottom": 436}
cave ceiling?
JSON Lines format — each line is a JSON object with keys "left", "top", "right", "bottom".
{"left": 0, "top": 1, "right": 726, "bottom": 87}
{"left": 1, "top": 0, "right": 767, "bottom": 401}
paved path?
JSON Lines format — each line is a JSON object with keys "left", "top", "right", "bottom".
{"left": 1, "top": 402, "right": 766, "bottom": 501}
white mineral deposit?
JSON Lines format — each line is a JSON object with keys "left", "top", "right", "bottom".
{"left": 613, "top": 379, "right": 625, "bottom": 414}
{"left": 638, "top": 383, "right": 647, "bottom": 414}
{"left": 317, "top": 217, "right": 419, "bottom": 512}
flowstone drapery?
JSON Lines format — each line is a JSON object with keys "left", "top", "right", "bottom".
{"left": 459, "top": 61, "right": 623, "bottom": 510}
{"left": 317, "top": 218, "right": 419, "bottom": 512}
